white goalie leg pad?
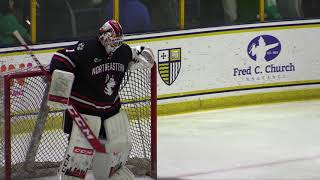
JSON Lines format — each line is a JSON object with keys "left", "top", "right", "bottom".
{"left": 104, "top": 110, "right": 132, "bottom": 153}
{"left": 92, "top": 110, "right": 134, "bottom": 180}
{"left": 48, "top": 69, "right": 74, "bottom": 109}
{"left": 91, "top": 148, "right": 114, "bottom": 180}
{"left": 92, "top": 142, "right": 134, "bottom": 180}
{"left": 109, "top": 166, "right": 135, "bottom": 180}
{"left": 58, "top": 114, "right": 101, "bottom": 180}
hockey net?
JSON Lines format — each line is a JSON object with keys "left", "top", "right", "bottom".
{"left": 0, "top": 65, "right": 157, "bottom": 180}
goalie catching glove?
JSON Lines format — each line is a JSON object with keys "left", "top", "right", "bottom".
{"left": 129, "top": 46, "right": 155, "bottom": 70}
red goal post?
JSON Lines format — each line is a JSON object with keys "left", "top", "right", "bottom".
{"left": 0, "top": 65, "right": 157, "bottom": 180}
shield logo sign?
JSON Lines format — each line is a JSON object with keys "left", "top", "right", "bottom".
{"left": 158, "top": 48, "right": 181, "bottom": 86}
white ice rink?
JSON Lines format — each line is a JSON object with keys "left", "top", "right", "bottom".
{"left": 29, "top": 100, "right": 320, "bottom": 180}
{"left": 158, "top": 100, "right": 320, "bottom": 180}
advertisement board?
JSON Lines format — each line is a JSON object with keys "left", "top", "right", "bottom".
{"left": 1, "top": 20, "right": 320, "bottom": 114}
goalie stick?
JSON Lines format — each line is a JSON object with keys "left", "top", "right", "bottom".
{"left": 12, "top": 31, "right": 51, "bottom": 80}
{"left": 12, "top": 30, "right": 106, "bottom": 154}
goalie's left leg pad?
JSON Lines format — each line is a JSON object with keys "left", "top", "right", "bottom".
{"left": 109, "top": 166, "right": 135, "bottom": 180}
{"left": 92, "top": 110, "right": 134, "bottom": 180}
{"left": 58, "top": 114, "right": 101, "bottom": 180}
{"left": 104, "top": 110, "right": 132, "bottom": 154}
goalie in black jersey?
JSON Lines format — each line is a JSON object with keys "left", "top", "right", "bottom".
{"left": 48, "top": 19, "right": 154, "bottom": 180}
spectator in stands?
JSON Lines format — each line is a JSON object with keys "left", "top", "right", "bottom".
{"left": 198, "top": 0, "right": 281, "bottom": 27}
{"left": 104, "top": 0, "right": 151, "bottom": 34}
{"left": 265, "top": 0, "right": 282, "bottom": 20}
{"left": 0, "top": 0, "right": 30, "bottom": 47}
{"left": 189, "top": 0, "right": 237, "bottom": 28}
{"left": 143, "top": 0, "right": 179, "bottom": 32}
{"left": 222, "top": 0, "right": 238, "bottom": 25}
{"left": 185, "top": 0, "right": 200, "bottom": 29}
{"left": 236, "top": 0, "right": 281, "bottom": 24}
{"left": 37, "top": 0, "right": 73, "bottom": 42}
{"left": 200, "top": 0, "right": 226, "bottom": 27}
{"left": 302, "top": 0, "right": 320, "bottom": 19}
{"left": 277, "top": 0, "right": 303, "bottom": 20}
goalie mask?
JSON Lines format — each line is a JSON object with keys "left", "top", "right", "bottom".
{"left": 98, "top": 19, "right": 124, "bottom": 54}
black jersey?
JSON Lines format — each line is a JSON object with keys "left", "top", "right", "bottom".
{"left": 50, "top": 38, "right": 133, "bottom": 118}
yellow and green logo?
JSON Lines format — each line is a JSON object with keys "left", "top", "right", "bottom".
{"left": 158, "top": 48, "right": 181, "bottom": 86}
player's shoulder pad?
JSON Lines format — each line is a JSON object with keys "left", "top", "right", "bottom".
{"left": 118, "top": 43, "right": 131, "bottom": 52}
{"left": 116, "top": 43, "right": 133, "bottom": 59}
{"left": 60, "top": 39, "right": 96, "bottom": 55}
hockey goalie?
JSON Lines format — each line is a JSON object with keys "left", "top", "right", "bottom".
{"left": 48, "top": 19, "right": 155, "bottom": 180}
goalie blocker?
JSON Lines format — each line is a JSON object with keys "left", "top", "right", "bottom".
{"left": 48, "top": 69, "right": 74, "bottom": 109}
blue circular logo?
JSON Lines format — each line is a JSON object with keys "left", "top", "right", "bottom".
{"left": 247, "top": 35, "right": 281, "bottom": 62}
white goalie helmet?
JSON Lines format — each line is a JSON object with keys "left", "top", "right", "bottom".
{"left": 98, "top": 19, "right": 124, "bottom": 54}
